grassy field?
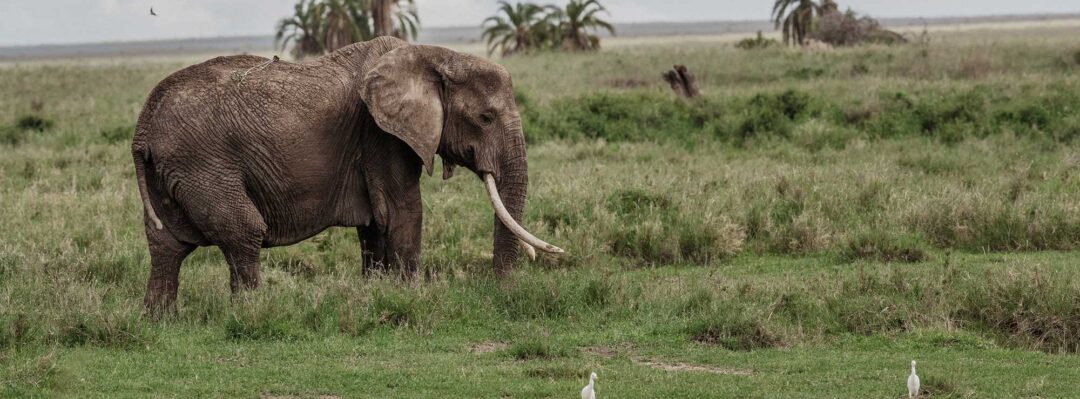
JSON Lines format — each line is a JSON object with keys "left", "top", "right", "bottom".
{"left": 2, "top": 24, "right": 1080, "bottom": 397}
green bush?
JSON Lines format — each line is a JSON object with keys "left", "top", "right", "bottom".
{"left": 15, "top": 115, "right": 54, "bottom": 132}
{"left": 525, "top": 92, "right": 708, "bottom": 143}
{"left": 735, "top": 32, "right": 779, "bottom": 50}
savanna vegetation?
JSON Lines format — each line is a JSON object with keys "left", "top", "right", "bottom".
{"left": 2, "top": 20, "right": 1080, "bottom": 398}
{"left": 772, "top": 0, "right": 905, "bottom": 46}
{"left": 482, "top": 0, "right": 615, "bottom": 56}
{"left": 275, "top": 0, "right": 419, "bottom": 58}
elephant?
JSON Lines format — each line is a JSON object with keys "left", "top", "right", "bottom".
{"left": 132, "top": 36, "right": 563, "bottom": 314}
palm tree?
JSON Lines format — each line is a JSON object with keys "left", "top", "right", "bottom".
{"left": 771, "top": 0, "right": 823, "bottom": 46}
{"left": 323, "top": 0, "right": 373, "bottom": 52}
{"left": 481, "top": 1, "right": 552, "bottom": 56}
{"left": 370, "top": 0, "right": 420, "bottom": 41}
{"left": 275, "top": 0, "right": 327, "bottom": 58}
{"left": 553, "top": 0, "right": 614, "bottom": 51}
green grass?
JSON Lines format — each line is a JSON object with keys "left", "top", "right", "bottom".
{"left": 2, "top": 25, "right": 1080, "bottom": 397}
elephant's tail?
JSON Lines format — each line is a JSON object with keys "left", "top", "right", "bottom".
{"left": 132, "top": 143, "right": 164, "bottom": 230}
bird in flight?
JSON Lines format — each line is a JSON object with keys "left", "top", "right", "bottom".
{"left": 150, "top": 7, "right": 157, "bottom": 16}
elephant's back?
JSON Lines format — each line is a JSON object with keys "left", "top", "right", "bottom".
{"left": 134, "top": 55, "right": 277, "bottom": 147}
{"left": 134, "top": 55, "right": 343, "bottom": 158}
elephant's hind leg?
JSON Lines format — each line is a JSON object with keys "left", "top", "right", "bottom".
{"left": 215, "top": 200, "right": 267, "bottom": 294}
{"left": 143, "top": 224, "right": 196, "bottom": 316}
{"left": 177, "top": 177, "right": 268, "bottom": 294}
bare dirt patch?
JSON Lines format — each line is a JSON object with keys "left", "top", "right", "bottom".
{"left": 634, "top": 358, "right": 753, "bottom": 376}
{"left": 581, "top": 344, "right": 634, "bottom": 358}
{"left": 468, "top": 341, "right": 508, "bottom": 354}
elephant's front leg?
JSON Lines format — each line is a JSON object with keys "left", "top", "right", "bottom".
{"left": 384, "top": 208, "right": 422, "bottom": 277}
{"left": 359, "top": 205, "right": 421, "bottom": 278}
{"left": 359, "top": 224, "right": 388, "bottom": 274}
{"left": 360, "top": 135, "right": 423, "bottom": 278}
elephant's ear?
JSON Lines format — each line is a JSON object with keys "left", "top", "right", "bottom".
{"left": 361, "top": 45, "right": 467, "bottom": 176}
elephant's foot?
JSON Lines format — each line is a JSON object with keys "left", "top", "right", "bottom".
{"left": 143, "top": 278, "right": 179, "bottom": 318}
{"left": 228, "top": 262, "right": 261, "bottom": 294}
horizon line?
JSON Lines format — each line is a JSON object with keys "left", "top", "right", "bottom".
{"left": 2, "top": 11, "right": 1077, "bottom": 49}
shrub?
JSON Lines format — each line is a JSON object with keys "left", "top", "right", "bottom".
{"left": 526, "top": 92, "right": 706, "bottom": 143}
{"left": 735, "top": 32, "right": 778, "bottom": 50}
{"left": 15, "top": 115, "right": 54, "bottom": 132}
{"left": 726, "top": 89, "right": 818, "bottom": 141}
{"left": 812, "top": 9, "right": 906, "bottom": 46}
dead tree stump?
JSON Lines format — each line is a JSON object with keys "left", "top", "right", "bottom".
{"left": 662, "top": 65, "right": 701, "bottom": 99}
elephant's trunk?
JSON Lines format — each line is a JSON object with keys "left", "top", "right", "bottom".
{"left": 487, "top": 122, "right": 562, "bottom": 275}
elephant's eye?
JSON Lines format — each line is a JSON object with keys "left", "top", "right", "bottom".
{"left": 479, "top": 113, "right": 494, "bottom": 126}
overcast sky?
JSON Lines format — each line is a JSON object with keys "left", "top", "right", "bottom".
{"left": 1, "top": 0, "right": 1076, "bottom": 46}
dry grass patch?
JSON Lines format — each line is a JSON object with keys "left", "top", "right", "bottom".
{"left": 634, "top": 358, "right": 753, "bottom": 376}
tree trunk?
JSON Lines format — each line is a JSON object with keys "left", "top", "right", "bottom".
{"left": 371, "top": 0, "right": 394, "bottom": 37}
{"left": 324, "top": 9, "right": 353, "bottom": 52}
{"left": 662, "top": 65, "right": 701, "bottom": 99}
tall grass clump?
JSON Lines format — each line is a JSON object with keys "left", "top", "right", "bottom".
{"left": 488, "top": 272, "right": 616, "bottom": 319}
{"left": 842, "top": 231, "right": 928, "bottom": 263}
{"left": 686, "top": 303, "right": 783, "bottom": 350}
{"left": 606, "top": 189, "right": 743, "bottom": 265}
{"left": 957, "top": 268, "right": 1080, "bottom": 353}
{"left": 504, "top": 339, "right": 569, "bottom": 360}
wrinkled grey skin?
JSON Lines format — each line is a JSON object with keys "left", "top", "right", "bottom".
{"left": 133, "top": 37, "right": 528, "bottom": 314}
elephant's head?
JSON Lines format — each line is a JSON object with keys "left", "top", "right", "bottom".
{"left": 360, "top": 44, "right": 563, "bottom": 273}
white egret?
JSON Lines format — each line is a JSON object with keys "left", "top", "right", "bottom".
{"left": 581, "top": 371, "right": 598, "bottom": 399}
{"left": 907, "top": 360, "right": 920, "bottom": 399}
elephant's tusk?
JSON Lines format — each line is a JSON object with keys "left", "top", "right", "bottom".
{"left": 519, "top": 240, "right": 537, "bottom": 261}
{"left": 483, "top": 174, "right": 565, "bottom": 254}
